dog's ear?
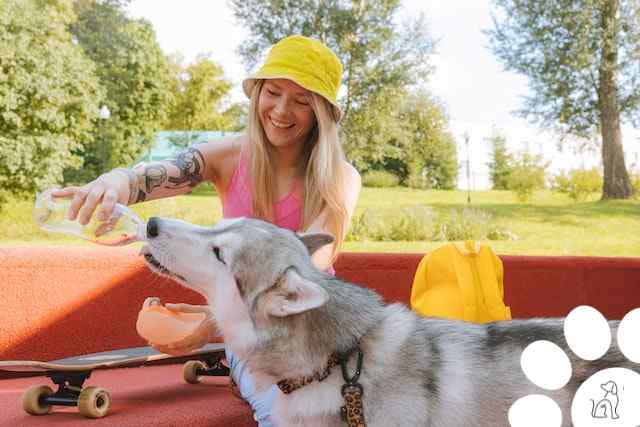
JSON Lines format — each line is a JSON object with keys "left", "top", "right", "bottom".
{"left": 264, "top": 269, "right": 329, "bottom": 317}
{"left": 297, "top": 232, "right": 335, "bottom": 255}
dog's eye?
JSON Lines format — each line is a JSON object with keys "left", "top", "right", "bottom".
{"left": 213, "top": 246, "right": 225, "bottom": 264}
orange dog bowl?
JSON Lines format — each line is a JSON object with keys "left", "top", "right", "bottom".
{"left": 136, "top": 303, "right": 206, "bottom": 346}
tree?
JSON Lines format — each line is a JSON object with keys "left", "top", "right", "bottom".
{"left": 164, "top": 54, "right": 246, "bottom": 132}
{"left": 340, "top": 85, "right": 410, "bottom": 172}
{"left": 68, "top": 0, "right": 174, "bottom": 180}
{"left": 487, "top": 0, "right": 640, "bottom": 199}
{"left": 229, "top": 0, "right": 435, "bottom": 170}
{"left": 403, "top": 92, "right": 458, "bottom": 190}
{"left": 0, "top": 0, "right": 102, "bottom": 205}
{"left": 486, "top": 128, "right": 513, "bottom": 190}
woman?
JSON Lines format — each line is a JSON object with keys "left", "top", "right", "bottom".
{"left": 55, "top": 35, "right": 361, "bottom": 425}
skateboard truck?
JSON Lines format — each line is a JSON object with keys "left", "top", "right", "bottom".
{"left": 46, "top": 371, "right": 91, "bottom": 406}
{"left": 23, "top": 370, "right": 111, "bottom": 418}
{"left": 183, "top": 355, "right": 230, "bottom": 384}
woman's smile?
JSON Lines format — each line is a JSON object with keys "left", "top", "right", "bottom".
{"left": 269, "top": 116, "right": 295, "bottom": 129}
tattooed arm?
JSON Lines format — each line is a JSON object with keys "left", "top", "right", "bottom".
{"left": 52, "top": 139, "right": 240, "bottom": 225}
{"left": 122, "top": 146, "right": 209, "bottom": 204}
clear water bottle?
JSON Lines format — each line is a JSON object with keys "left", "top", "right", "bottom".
{"left": 33, "top": 190, "right": 146, "bottom": 246}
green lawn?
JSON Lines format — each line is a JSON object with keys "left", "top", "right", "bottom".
{"left": 2, "top": 187, "right": 639, "bottom": 257}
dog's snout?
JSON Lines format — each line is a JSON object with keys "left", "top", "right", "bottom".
{"left": 147, "top": 217, "right": 159, "bottom": 238}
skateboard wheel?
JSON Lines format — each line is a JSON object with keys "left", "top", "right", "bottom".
{"left": 78, "top": 386, "right": 111, "bottom": 418}
{"left": 22, "top": 385, "right": 53, "bottom": 415}
{"left": 183, "top": 360, "right": 207, "bottom": 384}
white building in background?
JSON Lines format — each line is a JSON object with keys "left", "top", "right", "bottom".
{"left": 133, "top": 130, "right": 241, "bottom": 166}
{"left": 455, "top": 124, "right": 640, "bottom": 191}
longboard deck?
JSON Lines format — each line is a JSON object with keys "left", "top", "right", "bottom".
{"left": 0, "top": 343, "right": 226, "bottom": 373}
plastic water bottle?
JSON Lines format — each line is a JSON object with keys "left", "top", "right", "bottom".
{"left": 33, "top": 190, "right": 146, "bottom": 246}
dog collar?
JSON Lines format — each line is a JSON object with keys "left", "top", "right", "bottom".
{"left": 277, "top": 346, "right": 367, "bottom": 427}
{"left": 276, "top": 352, "right": 342, "bottom": 394}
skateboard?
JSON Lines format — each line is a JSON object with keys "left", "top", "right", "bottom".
{"left": 0, "top": 343, "right": 228, "bottom": 418}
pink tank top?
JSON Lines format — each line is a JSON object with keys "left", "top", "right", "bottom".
{"left": 221, "top": 145, "right": 335, "bottom": 275}
{"left": 222, "top": 146, "right": 302, "bottom": 231}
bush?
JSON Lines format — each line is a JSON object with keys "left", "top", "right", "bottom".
{"left": 552, "top": 168, "right": 602, "bottom": 201}
{"left": 386, "top": 207, "right": 435, "bottom": 241}
{"left": 346, "top": 207, "right": 435, "bottom": 241}
{"left": 362, "top": 170, "right": 400, "bottom": 188}
{"left": 345, "top": 206, "right": 517, "bottom": 242}
{"left": 552, "top": 171, "right": 571, "bottom": 194}
{"left": 508, "top": 153, "right": 548, "bottom": 203}
{"left": 486, "top": 225, "right": 518, "bottom": 241}
{"left": 432, "top": 208, "right": 491, "bottom": 241}
{"left": 345, "top": 211, "right": 370, "bottom": 242}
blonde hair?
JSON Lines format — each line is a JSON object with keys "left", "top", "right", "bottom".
{"left": 247, "top": 79, "right": 348, "bottom": 262}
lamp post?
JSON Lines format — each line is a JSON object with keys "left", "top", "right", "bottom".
{"left": 99, "top": 105, "right": 111, "bottom": 173}
{"left": 464, "top": 131, "right": 471, "bottom": 204}
{"left": 99, "top": 105, "right": 111, "bottom": 120}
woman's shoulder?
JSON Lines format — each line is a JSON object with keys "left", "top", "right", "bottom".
{"left": 197, "top": 134, "right": 247, "bottom": 186}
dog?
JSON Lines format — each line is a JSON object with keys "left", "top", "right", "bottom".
{"left": 141, "top": 216, "right": 638, "bottom": 426}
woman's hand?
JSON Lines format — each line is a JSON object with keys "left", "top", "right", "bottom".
{"left": 149, "top": 303, "right": 218, "bottom": 357}
{"left": 51, "top": 169, "right": 132, "bottom": 225}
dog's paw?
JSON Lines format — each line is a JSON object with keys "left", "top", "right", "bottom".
{"left": 509, "top": 306, "right": 640, "bottom": 427}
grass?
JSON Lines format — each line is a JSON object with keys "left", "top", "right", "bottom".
{"left": 1, "top": 186, "right": 639, "bottom": 257}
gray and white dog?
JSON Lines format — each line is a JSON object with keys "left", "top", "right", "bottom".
{"left": 141, "top": 216, "right": 637, "bottom": 427}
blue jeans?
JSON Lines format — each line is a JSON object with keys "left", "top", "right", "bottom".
{"left": 226, "top": 347, "right": 279, "bottom": 426}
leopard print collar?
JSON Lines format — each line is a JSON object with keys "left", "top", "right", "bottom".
{"left": 276, "top": 352, "right": 342, "bottom": 394}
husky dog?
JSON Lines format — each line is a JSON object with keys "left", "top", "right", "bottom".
{"left": 142, "top": 217, "right": 637, "bottom": 427}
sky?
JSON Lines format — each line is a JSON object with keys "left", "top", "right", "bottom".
{"left": 127, "top": 0, "right": 640, "bottom": 189}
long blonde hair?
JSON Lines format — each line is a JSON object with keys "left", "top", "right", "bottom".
{"left": 247, "top": 79, "right": 347, "bottom": 262}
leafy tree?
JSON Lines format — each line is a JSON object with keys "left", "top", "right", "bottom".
{"left": 229, "top": 0, "right": 435, "bottom": 169}
{"left": 486, "top": 128, "right": 513, "bottom": 190}
{"left": 340, "top": 85, "right": 409, "bottom": 171}
{"left": 0, "top": 0, "right": 102, "bottom": 205}
{"left": 68, "top": 0, "right": 174, "bottom": 180}
{"left": 487, "top": 0, "right": 640, "bottom": 199}
{"left": 163, "top": 54, "right": 246, "bottom": 132}
{"left": 336, "top": 87, "right": 457, "bottom": 189}
{"left": 403, "top": 92, "right": 458, "bottom": 190}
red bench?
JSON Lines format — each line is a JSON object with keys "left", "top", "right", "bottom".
{"left": 1, "top": 246, "right": 639, "bottom": 426}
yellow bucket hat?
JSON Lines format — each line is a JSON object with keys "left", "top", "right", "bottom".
{"left": 242, "top": 35, "right": 343, "bottom": 121}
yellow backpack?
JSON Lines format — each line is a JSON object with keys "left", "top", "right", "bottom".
{"left": 410, "top": 241, "right": 511, "bottom": 323}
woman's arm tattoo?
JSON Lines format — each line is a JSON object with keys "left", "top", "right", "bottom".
{"left": 126, "top": 146, "right": 206, "bottom": 203}
{"left": 167, "top": 147, "right": 206, "bottom": 188}
{"left": 142, "top": 164, "right": 168, "bottom": 197}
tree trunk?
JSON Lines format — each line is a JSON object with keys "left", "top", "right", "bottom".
{"left": 598, "top": 0, "right": 632, "bottom": 199}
